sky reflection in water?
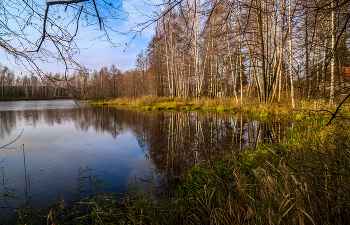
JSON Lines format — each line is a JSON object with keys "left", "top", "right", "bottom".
{"left": 0, "top": 100, "right": 153, "bottom": 221}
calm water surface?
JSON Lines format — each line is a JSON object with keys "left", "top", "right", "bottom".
{"left": 0, "top": 100, "right": 290, "bottom": 221}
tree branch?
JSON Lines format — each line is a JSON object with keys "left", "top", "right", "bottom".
{"left": 29, "top": 0, "right": 89, "bottom": 52}
{"left": 327, "top": 91, "right": 350, "bottom": 126}
{"left": 0, "top": 129, "right": 24, "bottom": 149}
{"left": 92, "top": 0, "right": 102, "bottom": 30}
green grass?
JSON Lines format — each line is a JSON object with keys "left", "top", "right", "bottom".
{"left": 78, "top": 100, "right": 93, "bottom": 103}
{"left": 216, "top": 106, "right": 231, "bottom": 112}
{"left": 230, "top": 110, "right": 236, "bottom": 115}
{"left": 90, "top": 101, "right": 111, "bottom": 106}
{"left": 89, "top": 99, "right": 241, "bottom": 117}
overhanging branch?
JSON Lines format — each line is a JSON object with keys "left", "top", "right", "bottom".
{"left": 28, "top": 0, "right": 90, "bottom": 52}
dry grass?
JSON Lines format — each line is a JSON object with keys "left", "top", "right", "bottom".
{"left": 172, "top": 119, "right": 350, "bottom": 224}
{"left": 93, "top": 96, "right": 350, "bottom": 122}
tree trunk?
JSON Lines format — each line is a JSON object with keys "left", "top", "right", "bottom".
{"left": 289, "top": 0, "right": 295, "bottom": 108}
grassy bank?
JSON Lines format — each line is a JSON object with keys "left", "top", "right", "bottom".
{"left": 9, "top": 116, "right": 350, "bottom": 224}
{"left": 85, "top": 95, "right": 347, "bottom": 120}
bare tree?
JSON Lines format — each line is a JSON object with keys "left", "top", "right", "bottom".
{"left": 1, "top": 0, "right": 123, "bottom": 95}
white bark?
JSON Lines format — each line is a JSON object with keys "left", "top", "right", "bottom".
{"left": 289, "top": 0, "right": 295, "bottom": 108}
{"left": 330, "top": 1, "right": 335, "bottom": 105}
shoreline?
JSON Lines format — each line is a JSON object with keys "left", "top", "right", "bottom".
{"left": 82, "top": 96, "right": 344, "bottom": 121}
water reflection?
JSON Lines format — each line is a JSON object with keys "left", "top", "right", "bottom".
{"left": 124, "top": 110, "right": 289, "bottom": 189}
{"left": 0, "top": 101, "right": 291, "bottom": 221}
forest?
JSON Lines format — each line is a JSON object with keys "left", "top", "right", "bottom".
{"left": 1, "top": 0, "right": 350, "bottom": 106}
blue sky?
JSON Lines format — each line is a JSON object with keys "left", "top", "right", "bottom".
{"left": 0, "top": 0, "right": 161, "bottom": 75}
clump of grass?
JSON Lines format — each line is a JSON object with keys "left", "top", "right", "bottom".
{"left": 90, "top": 101, "right": 111, "bottom": 106}
{"left": 230, "top": 110, "right": 236, "bottom": 115}
{"left": 259, "top": 110, "right": 269, "bottom": 118}
{"left": 216, "top": 106, "right": 231, "bottom": 112}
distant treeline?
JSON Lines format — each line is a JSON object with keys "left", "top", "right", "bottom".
{"left": 0, "top": 63, "right": 159, "bottom": 100}
{"left": 0, "top": 64, "right": 132, "bottom": 100}
{"left": 0, "top": 64, "right": 75, "bottom": 100}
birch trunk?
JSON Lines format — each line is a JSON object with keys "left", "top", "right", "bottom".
{"left": 289, "top": 0, "right": 295, "bottom": 108}
{"left": 330, "top": 1, "right": 335, "bottom": 105}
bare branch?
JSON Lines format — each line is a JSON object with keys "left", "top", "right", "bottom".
{"left": 28, "top": 0, "right": 89, "bottom": 52}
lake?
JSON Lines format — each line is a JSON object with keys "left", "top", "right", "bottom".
{"left": 0, "top": 100, "right": 289, "bottom": 222}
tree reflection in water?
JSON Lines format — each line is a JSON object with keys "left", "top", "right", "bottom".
{"left": 125, "top": 109, "right": 290, "bottom": 190}
{"left": 0, "top": 104, "right": 291, "bottom": 192}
